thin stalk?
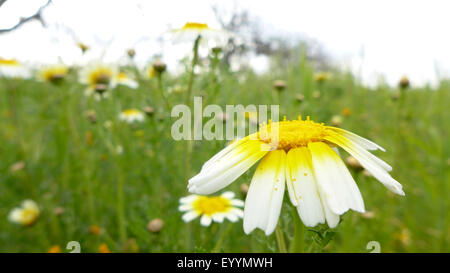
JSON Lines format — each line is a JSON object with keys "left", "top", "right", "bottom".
{"left": 275, "top": 225, "right": 287, "bottom": 253}
{"left": 289, "top": 210, "right": 305, "bottom": 253}
{"left": 156, "top": 74, "right": 171, "bottom": 111}
{"left": 212, "top": 223, "right": 232, "bottom": 253}
{"left": 185, "top": 35, "right": 201, "bottom": 106}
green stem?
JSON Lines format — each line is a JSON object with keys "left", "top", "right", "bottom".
{"left": 289, "top": 210, "right": 305, "bottom": 253}
{"left": 212, "top": 223, "right": 232, "bottom": 253}
{"left": 275, "top": 225, "right": 287, "bottom": 253}
{"left": 156, "top": 74, "right": 171, "bottom": 111}
{"left": 185, "top": 35, "right": 201, "bottom": 106}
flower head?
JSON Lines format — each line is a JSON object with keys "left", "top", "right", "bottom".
{"left": 116, "top": 72, "right": 138, "bottom": 89}
{"left": 171, "top": 22, "right": 230, "bottom": 46}
{"left": 179, "top": 191, "right": 244, "bottom": 227}
{"left": 39, "top": 64, "right": 68, "bottom": 84}
{"left": 79, "top": 63, "right": 118, "bottom": 99}
{"left": 47, "top": 245, "right": 62, "bottom": 253}
{"left": 8, "top": 199, "right": 40, "bottom": 226}
{"left": 314, "top": 72, "right": 330, "bottom": 83}
{"left": 0, "top": 58, "right": 30, "bottom": 78}
{"left": 119, "top": 109, "right": 144, "bottom": 123}
{"left": 189, "top": 116, "right": 404, "bottom": 235}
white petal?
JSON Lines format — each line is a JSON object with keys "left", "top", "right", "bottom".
{"left": 188, "top": 140, "right": 268, "bottom": 194}
{"left": 308, "top": 142, "right": 365, "bottom": 215}
{"left": 212, "top": 213, "right": 225, "bottom": 223}
{"left": 200, "top": 215, "right": 212, "bottom": 226}
{"left": 328, "top": 127, "right": 386, "bottom": 151}
{"left": 325, "top": 134, "right": 404, "bottom": 195}
{"left": 178, "top": 204, "right": 192, "bottom": 212}
{"left": 225, "top": 212, "right": 239, "bottom": 222}
{"left": 243, "top": 150, "right": 286, "bottom": 236}
{"left": 221, "top": 191, "right": 235, "bottom": 199}
{"left": 286, "top": 148, "right": 325, "bottom": 227}
{"left": 179, "top": 195, "right": 198, "bottom": 204}
{"left": 231, "top": 199, "right": 244, "bottom": 207}
{"left": 182, "top": 211, "right": 199, "bottom": 222}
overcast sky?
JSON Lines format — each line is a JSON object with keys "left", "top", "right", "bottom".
{"left": 1, "top": 0, "right": 449, "bottom": 86}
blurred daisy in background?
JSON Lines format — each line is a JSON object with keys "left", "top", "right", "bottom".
{"left": 0, "top": 58, "right": 30, "bottom": 78}
{"left": 116, "top": 72, "right": 138, "bottom": 89}
{"left": 79, "top": 63, "right": 118, "bottom": 99}
{"left": 170, "top": 22, "right": 231, "bottom": 47}
{"left": 8, "top": 200, "right": 40, "bottom": 226}
{"left": 179, "top": 191, "right": 244, "bottom": 227}
{"left": 38, "top": 64, "right": 69, "bottom": 84}
{"left": 189, "top": 116, "right": 404, "bottom": 235}
{"left": 119, "top": 109, "right": 144, "bottom": 123}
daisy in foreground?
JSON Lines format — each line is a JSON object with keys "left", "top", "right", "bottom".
{"left": 188, "top": 116, "right": 404, "bottom": 235}
{"left": 179, "top": 191, "right": 244, "bottom": 226}
{"left": 119, "top": 109, "right": 144, "bottom": 123}
{"left": 8, "top": 200, "right": 40, "bottom": 226}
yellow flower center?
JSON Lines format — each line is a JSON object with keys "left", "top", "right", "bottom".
{"left": 21, "top": 208, "right": 39, "bottom": 225}
{"left": 182, "top": 22, "right": 209, "bottom": 30}
{"left": 89, "top": 68, "right": 113, "bottom": 85}
{"left": 258, "top": 116, "right": 328, "bottom": 151}
{"left": 0, "top": 59, "right": 20, "bottom": 66}
{"left": 192, "top": 196, "right": 231, "bottom": 216}
{"left": 123, "top": 109, "right": 141, "bottom": 116}
{"left": 117, "top": 72, "right": 128, "bottom": 80}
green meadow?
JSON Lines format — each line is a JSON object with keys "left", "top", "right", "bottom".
{"left": 0, "top": 51, "right": 449, "bottom": 253}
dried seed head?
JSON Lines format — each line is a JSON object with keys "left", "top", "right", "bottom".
{"left": 10, "top": 161, "right": 25, "bottom": 173}
{"left": 147, "top": 218, "right": 164, "bottom": 233}
{"left": 295, "top": 94, "right": 305, "bottom": 103}
{"left": 152, "top": 60, "right": 167, "bottom": 74}
{"left": 330, "top": 115, "right": 343, "bottom": 127}
{"left": 127, "top": 49, "right": 136, "bottom": 58}
{"left": 85, "top": 110, "right": 97, "bottom": 124}
{"left": 398, "top": 76, "right": 409, "bottom": 89}
{"left": 143, "top": 106, "right": 154, "bottom": 117}
{"left": 346, "top": 156, "right": 363, "bottom": 170}
{"left": 53, "top": 207, "right": 65, "bottom": 216}
{"left": 273, "top": 80, "right": 287, "bottom": 92}
{"left": 240, "top": 183, "right": 249, "bottom": 196}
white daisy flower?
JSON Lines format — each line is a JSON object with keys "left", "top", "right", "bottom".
{"left": 0, "top": 58, "right": 31, "bottom": 79}
{"left": 79, "top": 63, "right": 118, "bottom": 98}
{"left": 189, "top": 116, "right": 404, "bottom": 235}
{"left": 38, "top": 64, "right": 68, "bottom": 84}
{"left": 116, "top": 72, "right": 138, "bottom": 89}
{"left": 119, "top": 109, "right": 144, "bottom": 123}
{"left": 179, "top": 191, "right": 244, "bottom": 227}
{"left": 170, "top": 22, "right": 231, "bottom": 46}
{"left": 8, "top": 199, "right": 40, "bottom": 226}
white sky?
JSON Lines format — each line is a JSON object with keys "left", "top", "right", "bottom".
{"left": 1, "top": 0, "right": 449, "bottom": 86}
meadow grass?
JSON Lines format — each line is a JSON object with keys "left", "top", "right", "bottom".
{"left": 0, "top": 57, "right": 448, "bottom": 253}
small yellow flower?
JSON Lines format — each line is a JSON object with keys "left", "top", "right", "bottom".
{"left": 342, "top": 107, "right": 351, "bottom": 117}
{"left": 179, "top": 191, "right": 244, "bottom": 227}
{"left": 77, "top": 42, "right": 89, "bottom": 53}
{"left": 98, "top": 243, "right": 111, "bottom": 253}
{"left": 89, "top": 225, "right": 101, "bottom": 235}
{"left": 314, "top": 72, "right": 330, "bottom": 83}
{"left": 9, "top": 200, "right": 40, "bottom": 226}
{"left": 39, "top": 65, "right": 68, "bottom": 84}
{"left": 189, "top": 116, "right": 404, "bottom": 235}
{"left": 47, "top": 245, "right": 62, "bottom": 253}
{"left": 119, "top": 109, "right": 144, "bottom": 123}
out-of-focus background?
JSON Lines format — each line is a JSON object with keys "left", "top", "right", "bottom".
{"left": 0, "top": 0, "right": 449, "bottom": 253}
{"left": 2, "top": 0, "right": 450, "bottom": 86}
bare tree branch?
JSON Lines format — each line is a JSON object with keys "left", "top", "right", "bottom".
{"left": 0, "top": 0, "right": 52, "bottom": 34}
{"left": 0, "top": 0, "right": 8, "bottom": 9}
